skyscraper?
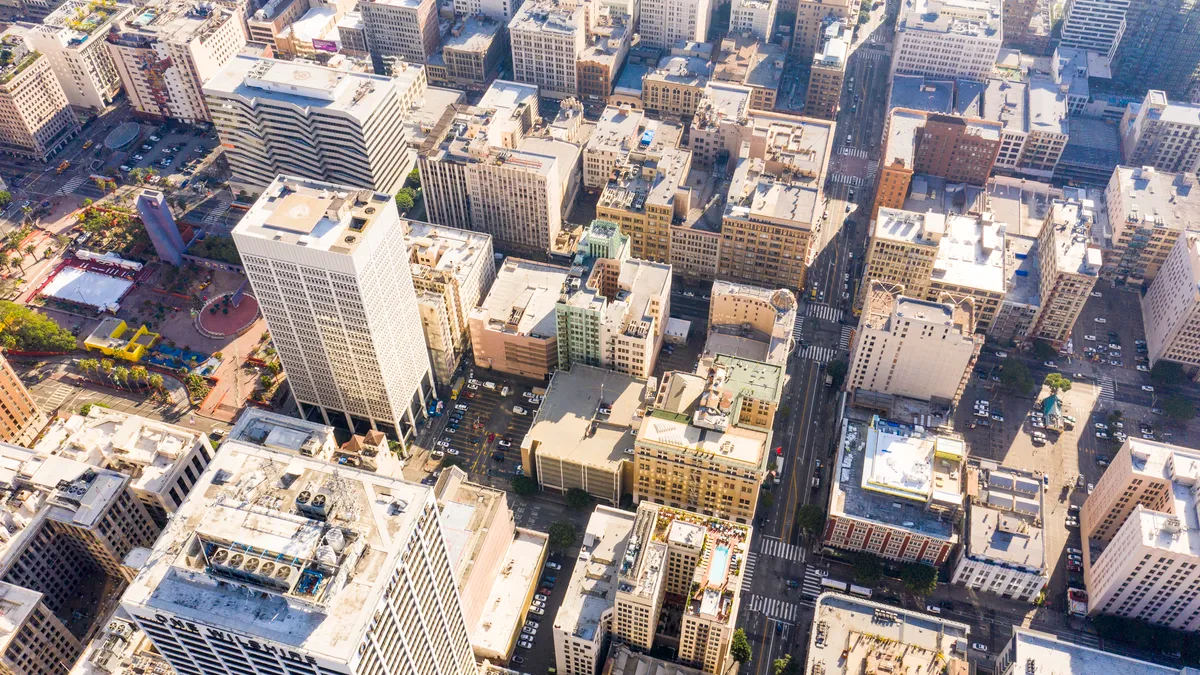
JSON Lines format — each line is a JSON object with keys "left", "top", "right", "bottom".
{"left": 0, "top": 352, "right": 45, "bottom": 446}
{"left": 232, "top": 176, "right": 435, "bottom": 441}
{"left": 1109, "top": 0, "right": 1200, "bottom": 97}
{"left": 1059, "top": 0, "right": 1129, "bottom": 57}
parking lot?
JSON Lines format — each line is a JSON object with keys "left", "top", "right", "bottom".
{"left": 116, "top": 128, "right": 217, "bottom": 187}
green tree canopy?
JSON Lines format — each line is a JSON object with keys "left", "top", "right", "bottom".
{"left": 0, "top": 191, "right": 11, "bottom": 207}
{"left": 1044, "top": 372, "right": 1073, "bottom": 393}
{"left": 901, "top": 562, "right": 937, "bottom": 596}
{"left": 407, "top": 168, "right": 421, "bottom": 187}
{"left": 1151, "top": 361, "right": 1187, "bottom": 388}
{"left": 511, "top": 474, "right": 539, "bottom": 496}
{"left": 827, "top": 359, "right": 848, "bottom": 388}
{"left": 1163, "top": 395, "right": 1196, "bottom": 423}
{"left": 852, "top": 553, "right": 884, "bottom": 586}
{"left": 548, "top": 520, "right": 577, "bottom": 552}
{"left": 730, "top": 629, "right": 752, "bottom": 665}
{"left": 759, "top": 488, "right": 775, "bottom": 510}
{"left": 566, "top": 487, "right": 593, "bottom": 510}
{"left": 188, "top": 235, "right": 241, "bottom": 265}
{"left": 440, "top": 455, "right": 467, "bottom": 470}
{"left": 772, "top": 654, "right": 800, "bottom": 675}
{"left": 797, "top": 504, "right": 826, "bottom": 538}
{"left": 1000, "top": 360, "right": 1034, "bottom": 395}
{"left": 1031, "top": 339, "right": 1058, "bottom": 361}
{"left": 395, "top": 192, "right": 414, "bottom": 211}
{"left": 0, "top": 302, "right": 78, "bottom": 352}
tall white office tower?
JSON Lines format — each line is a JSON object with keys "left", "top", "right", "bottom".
{"left": 119, "top": 441, "right": 476, "bottom": 675}
{"left": 1059, "top": 0, "right": 1129, "bottom": 58}
{"left": 232, "top": 176, "right": 435, "bottom": 441}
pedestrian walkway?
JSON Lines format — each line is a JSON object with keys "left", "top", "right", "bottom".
{"left": 792, "top": 315, "right": 804, "bottom": 340}
{"left": 55, "top": 176, "right": 86, "bottom": 196}
{"left": 203, "top": 201, "right": 231, "bottom": 226}
{"left": 839, "top": 325, "right": 854, "bottom": 351}
{"left": 747, "top": 594, "right": 801, "bottom": 622}
{"left": 1099, "top": 376, "right": 1115, "bottom": 406}
{"left": 807, "top": 303, "right": 844, "bottom": 322}
{"left": 758, "top": 536, "right": 805, "bottom": 562}
{"left": 801, "top": 565, "right": 825, "bottom": 598}
{"left": 838, "top": 147, "right": 870, "bottom": 159}
{"left": 800, "top": 345, "right": 838, "bottom": 364}
{"left": 866, "top": 160, "right": 878, "bottom": 182}
{"left": 741, "top": 552, "right": 758, "bottom": 593}
{"left": 830, "top": 173, "right": 864, "bottom": 187}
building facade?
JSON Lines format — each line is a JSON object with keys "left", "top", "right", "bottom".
{"left": 805, "top": 20, "right": 848, "bottom": 121}
{"left": 0, "top": 353, "right": 44, "bottom": 446}
{"left": 25, "top": 0, "right": 134, "bottom": 110}
{"left": 233, "top": 176, "right": 435, "bottom": 441}
{"left": 508, "top": 0, "right": 584, "bottom": 98}
{"left": 0, "top": 30, "right": 80, "bottom": 161}
{"left": 469, "top": 257, "right": 569, "bottom": 379}
{"left": 792, "top": 0, "right": 854, "bottom": 61}
{"left": 1141, "top": 233, "right": 1200, "bottom": 369}
{"left": 638, "top": 0, "right": 712, "bottom": 50}
{"left": 1108, "top": 0, "right": 1200, "bottom": 98}
{"left": 1059, "top": 0, "right": 1128, "bottom": 57}
{"left": 1030, "top": 199, "right": 1101, "bottom": 345}
{"left": 892, "top": 0, "right": 1003, "bottom": 81}
{"left": 1103, "top": 166, "right": 1200, "bottom": 285}
{"left": 359, "top": 0, "right": 441, "bottom": 73}
{"left": 1120, "top": 90, "right": 1200, "bottom": 175}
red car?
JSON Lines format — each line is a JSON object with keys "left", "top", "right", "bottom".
{"left": 488, "top": 433, "right": 496, "bottom": 443}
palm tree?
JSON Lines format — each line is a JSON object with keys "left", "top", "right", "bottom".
{"left": 148, "top": 373, "right": 164, "bottom": 390}
{"left": 99, "top": 359, "right": 114, "bottom": 378}
{"left": 112, "top": 366, "right": 129, "bottom": 390}
{"left": 79, "top": 358, "right": 99, "bottom": 377}
{"left": 23, "top": 244, "right": 34, "bottom": 260}
{"left": 130, "top": 365, "right": 148, "bottom": 386}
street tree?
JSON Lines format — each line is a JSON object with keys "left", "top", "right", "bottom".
{"left": 1044, "top": 373, "right": 1072, "bottom": 394}
{"left": 852, "top": 553, "right": 884, "bottom": 586}
{"left": 548, "top": 521, "right": 577, "bottom": 552}
{"left": 511, "top": 475, "right": 539, "bottom": 496}
{"left": 901, "top": 562, "right": 937, "bottom": 596}
{"left": 1151, "top": 361, "right": 1186, "bottom": 388}
{"left": 566, "top": 487, "right": 593, "bottom": 510}
{"left": 772, "top": 655, "right": 799, "bottom": 675}
{"left": 1163, "top": 395, "right": 1196, "bottom": 423}
{"left": 1000, "top": 360, "right": 1034, "bottom": 395}
{"left": 797, "top": 504, "right": 826, "bottom": 538}
{"left": 730, "top": 629, "right": 752, "bottom": 665}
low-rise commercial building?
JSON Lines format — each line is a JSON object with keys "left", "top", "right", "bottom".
{"left": 951, "top": 463, "right": 1048, "bottom": 603}
{"left": 706, "top": 281, "right": 796, "bottom": 366}
{"left": 206, "top": 55, "right": 426, "bottom": 194}
{"left": 404, "top": 222, "right": 497, "bottom": 386}
{"left": 1082, "top": 440, "right": 1200, "bottom": 630}
{"left": 0, "top": 29, "right": 80, "bottom": 161}
{"left": 106, "top": 0, "right": 247, "bottom": 123}
{"left": 1120, "top": 90, "right": 1200, "bottom": 175}
{"left": 642, "top": 52, "right": 713, "bottom": 117}
{"left": 1104, "top": 166, "right": 1200, "bottom": 285}
{"left": 634, "top": 355, "right": 778, "bottom": 523}
{"left": 849, "top": 282, "right": 980, "bottom": 406}
{"left": 577, "top": 16, "right": 629, "bottom": 106}
{"left": 826, "top": 415, "right": 964, "bottom": 564}
{"left": 469, "top": 257, "right": 570, "bottom": 380}
{"left": 712, "top": 36, "right": 783, "bottom": 112}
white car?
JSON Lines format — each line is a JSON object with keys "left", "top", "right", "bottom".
{"left": 119, "top": 164, "right": 132, "bottom": 172}
{"left": 513, "top": 406, "right": 528, "bottom": 416}
{"left": 1096, "top": 431, "right": 1108, "bottom": 439}
{"left": 1095, "top": 423, "right": 1108, "bottom": 430}
{"left": 1094, "top": 317, "right": 1107, "bottom": 324}
{"left": 1137, "top": 365, "right": 1150, "bottom": 372}
{"left": 518, "top": 640, "right": 533, "bottom": 649}
{"left": 534, "top": 594, "right": 548, "bottom": 602}
{"left": 467, "top": 383, "right": 479, "bottom": 390}
{"left": 447, "top": 448, "right": 460, "bottom": 456}
{"left": 546, "top": 561, "right": 562, "bottom": 570}
{"left": 531, "top": 599, "right": 545, "bottom": 608}
{"left": 1088, "top": 483, "right": 1094, "bottom": 494}
{"left": 1084, "top": 335, "right": 1096, "bottom": 341}
{"left": 522, "top": 626, "right": 536, "bottom": 636}
{"left": 528, "top": 607, "right": 544, "bottom": 616}
{"left": 1142, "top": 385, "right": 1155, "bottom": 392}
{"left": 972, "top": 643, "right": 988, "bottom": 652}
{"left": 484, "top": 381, "right": 497, "bottom": 389}
{"left": 498, "top": 440, "right": 512, "bottom": 448}
{"left": 1091, "top": 291, "right": 1102, "bottom": 297}
{"left": 437, "top": 440, "right": 450, "bottom": 448}
{"left": 455, "top": 404, "right": 468, "bottom": 411}
{"left": 1043, "top": 360, "right": 1058, "bottom": 368}
{"left": 523, "top": 392, "right": 535, "bottom": 399}
{"left": 994, "top": 351, "right": 1007, "bottom": 359}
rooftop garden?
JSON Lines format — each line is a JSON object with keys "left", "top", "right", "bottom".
{"left": 0, "top": 40, "right": 40, "bottom": 85}
{"left": 64, "top": 0, "right": 120, "bottom": 34}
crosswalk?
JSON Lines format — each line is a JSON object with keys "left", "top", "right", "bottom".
{"left": 801, "top": 566, "right": 825, "bottom": 598}
{"left": 866, "top": 160, "right": 879, "bottom": 182}
{"left": 55, "top": 176, "right": 86, "bottom": 195}
{"left": 857, "top": 50, "right": 889, "bottom": 63}
{"left": 1099, "top": 376, "right": 1115, "bottom": 406}
{"left": 807, "top": 303, "right": 844, "bottom": 322}
{"left": 740, "top": 552, "right": 758, "bottom": 593}
{"left": 746, "top": 594, "right": 801, "bottom": 622}
{"left": 41, "top": 384, "right": 72, "bottom": 411}
{"left": 799, "top": 345, "right": 838, "bottom": 364}
{"left": 838, "top": 147, "right": 870, "bottom": 159}
{"left": 203, "top": 201, "right": 230, "bottom": 226}
{"left": 791, "top": 315, "right": 804, "bottom": 341}
{"left": 839, "top": 326, "right": 854, "bottom": 351}
{"left": 758, "top": 537, "right": 805, "bottom": 562}
{"left": 830, "top": 173, "right": 864, "bottom": 187}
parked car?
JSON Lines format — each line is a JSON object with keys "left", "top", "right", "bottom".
{"left": 972, "top": 643, "right": 988, "bottom": 652}
{"left": 1095, "top": 317, "right": 1107, "bottom": 323}
{"left": 513, "top": 406, "right": 529, "bottom": 415}
{"left": 546, "top": 562, "right": 562, "bottom": 570}
{"left": 1142, "top": 385, "right": 1155, "bottom": 392}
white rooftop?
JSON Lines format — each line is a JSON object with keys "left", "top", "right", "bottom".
{"left": 555, "top": 506, "right": 636, "bottom": 642}
{"left": 1009, "top": 628, "right": 1188, "bottom": 675}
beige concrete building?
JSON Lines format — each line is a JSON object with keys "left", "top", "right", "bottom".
{"left": 893, "top": 0, "right": 1002, "bottom": 81}
{"left": 604, "top": 646, "right": 706, "bottom": 675}
{"left": 469, "top": 257, "right": 570, "bottom": 380}
{"left": 25, "top": 0, "right": 134, "bottom": 110}
{"left": 826, "top": 415, "right": 963, "bottom": 564}
{"left": 508, "top": 0, "right": 584, "bottom": 98}
{"left": 859, "top": 208, "right": 943, "bottom": 309}
{"left": 712, "top": 36, "right": 784, "bottom": 111}
{"left": 688, "top": 82, "right": 753, "bottom": 169}
{"left": 1141, "top": 233, "right": 1200, "bottom": 369}
{"left": 429, "top": 16, "right": 505, "bottom": 92}
{"left": 0, "top": 30, "right": 80, "bottom": 161}
{"left": 434, "top": 467, "right": 548, "bottom": 662}
{"left": 634, "top": 355, "right": 778, "bottom": 523}
{"left": 951, "top": 464, "right": 1048, "bottom": 603}
{"left": 596, "top": 145, "right": 692, "bottom": 262}
{"left": 995, "top": 628, "right": 1189, "bottom": 675}
{"left": 404, "top": 222, "right": 497, "bottom": 386}
{"left": 0, "top": 353, "right": 45, "bottom": 447}
{"left": 849, "top": 282, "right": 980, "bottom": 405}
{"left": 522, "top": 365, "right": 648, "bottom": 503}
{"left": 642, "top": 53, "right": 713, "bottom": 117}
{"left": 0, "top": 582, "right": 83, "bottom": 675}
{"left": 792, "top": 0, "right": 855, "bottom": 62}
{"left": 33, "top": 407, "right": 215, "bottom": 527}
{"left": 1104, "top": 166, "right": 1200, "bottom": 285}
{"left": 584, "top": 105, "right": 648, "bottom": 190}
{"left": 1030, "top": 199, "right": 1101, "bottom": 345}
{"left": 638, "top": 0, "right": 712, "bottom": 50}
{"left": 106, "top": 0, "right": 247, "bottom": 123}
{"left": 1120, "top": 90, "right": 1200, "bottom": 175}
{"left": 358, "top": 0, "right": 441, "bottom": 72}
{"left": 718, "top": 113, "right": 834, "bottom": 290}
{"left": 246, "top": 0, "right": 309, "bottom": 47}
{"left": 1082, "top": 440, "right": 1200, "bottom": 631}
{"left": 706, "top": 280, "right": 797, "bottom": 366}
{"left": 553, "top": 506, "right": 636, "bottom": 675}
{"left": 730, "top": 0, "right": 776, "bottom": 41}
{"left": 806, "top": 19, "right": 849, "bottom": 121}
{"left": 614, "top": 503, "right": 750, "bottom": 675}
{"left": 67, "top": 612, "right": 174, "bottom": 675}
{"left": 577, "top": 16, "right": 630, "bottom": 105}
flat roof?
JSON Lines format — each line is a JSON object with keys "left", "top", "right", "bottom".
{"left": 712, "top": 353, "right": 783, "bottom": 403}
{"left": 805, "top": 593, "right": 970, "bottom": 675}
{"left": 525, "top": 365, "right": 645, "bottom": 471}
{"left": 985, "top": 176, "right": 1062, "bottom": 237}
{"left": 442, "top": 15, "right": 502, "bottom": 51}
{"left": 929, "top": 213, "right": 1006, "bottom": 295}
{"left": 884, "top": 109, "right": 926, "bottom": 167}
{"left": 638, "top": 412, "right": 768, "bottom": 469}
{"left": 890, "top": 74, "right": 954, "bottom": 114}
{"left": 647, "top": 54, "right": 713, "bottom": 87}
{"left": 1003, "top": 233, "right": 1041, "bottom": 308}
{"left": 983, "top": 78, "right": 1026, "bottom": 132}
{"left": 874, "top": 207, "right": 944, "bottom": 247}
{"left": 404, "top": 221, "right": 494, "bottom": 286}
{"left": 898, "top": 0, "right": 1001, "bottom": 38}
{"left": 1109, "top": 167, "right": 1200, "bottom": 231}
{"left": 965, "top": 466, "right": 1046, "bottom": 573}
{"left": 588, "top": 105, "right": 643, "bottom": 156}
{"left": 555, "top": 506, "right": 636, "bottom": 642}
{"left": 233, "top": 176, "right": 395, "bottom": 255}
{"left": 1010, "top": 628, "right": 1186, "bottom": 675}
{"left": 474, "top": 258, "right": 570, "bottom": 339}
{"left": 1044, "top": 200, "right": 1102, "bottom": 276}
{"left": 120, "top": 441, "right": 435, "bottom": 662}
{"left": 472, "top": 529, "right": 547, "bottom": 656}
{"left": 509, "top": 0, "right": 581, "bottom": 34}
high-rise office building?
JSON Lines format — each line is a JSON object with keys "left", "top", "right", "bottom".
{"left": 892, "top": 0, "right": 1003, "bottom": 82}
{"left": 792, "top": 0, "right": 855, "bottom": 61}
{"left": 206, "top": 55, "right": 426, "bottom": 195}
{"left": 1059, "top": 0, "right": 1129, "bottom": 57}
{"left": 24, "top": 0, "right": 134, "bottom": 110}
{"left": 1104, "top": 166, "right": 1200, "bottom": 285}
{"left": 729, "top": 0, "right": 775, "bottom": 41}
{"left": 1000, "top": 0, "right": 1038, "bottom": 46}
{"left": 639, "top": 0, "right": 712, "bottom": 50}
{"left": 1120, "top": 90, "right": 1200, "bottom": 175}
{"left": 0, "top": 352, "right": 46, "bottom": 447}
{"left": 508, "top": 0, "right": 584, "bottom": 98}
{"left": 806, "top": 20, "right": 848, "bottom": 121}
{"left": 0, "top": 29, "right": 80, "bottom": 162}
{"left": 359, "top": 0, "right": 441, "bottom": 73}
{"left": 0, "top": 582, "right": 83, "bottom": 675}
{"left": 106, "top": 0, "right": 247, "bottom": 123}
{"left": 1030, "top": 199, "right": 1101, "bottom": 346}
{"left": 1141, "top": 233, "right": 1200, "bottom": 369}
{"left": 120, "top": 441, "right": 477, "bottom": 675}
{"left": 1108, "top": 0, "right": 1200, "bottom": 98}
{"left": 232, "top": 176, "right": 435, "bottom": 441}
